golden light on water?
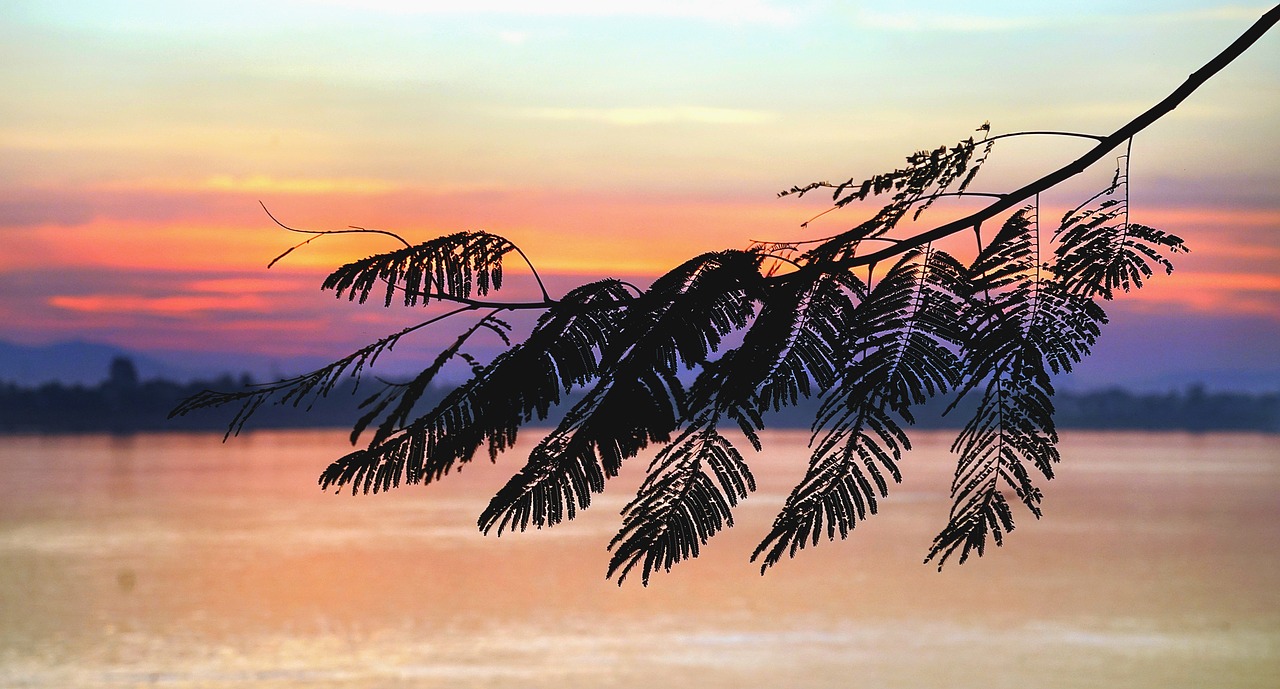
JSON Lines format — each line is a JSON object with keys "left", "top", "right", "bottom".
{"left": 2, "top": 429, "right": 1277, "bottom": 687}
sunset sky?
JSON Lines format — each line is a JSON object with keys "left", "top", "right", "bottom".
{"left": 2, "top": 1, "right": 1277, "bottom": 389}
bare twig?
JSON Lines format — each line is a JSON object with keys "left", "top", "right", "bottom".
{"left": 262, "top": 201, "right": 413, "bottom": 268}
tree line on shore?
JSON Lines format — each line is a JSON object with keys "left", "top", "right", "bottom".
{"left": 0, "top": 357, "right": 367, "bottom": 434}
{"left": 0, "top": 357, "right": 1276, "bottom": 435}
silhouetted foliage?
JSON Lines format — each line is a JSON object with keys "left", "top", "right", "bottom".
{"left": 173, "top": 8, "right": 1280, "bottom": 584}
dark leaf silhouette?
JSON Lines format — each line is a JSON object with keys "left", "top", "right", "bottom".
{"left": 173, "top": 7, "right": 1279, "bottom": 584}
{"left": 317, "top": 279, "right": 634, "bottom": 494}
{"left": 478, "top": 250, "right": 763, "bottom": 537}
{"left": 927, "top": 208, "right": 1104, "bottom": 567}
{"left": 608, "top": 422, "right": 755, "bottom": 585}
{"left": 323, "top": 231, "right": 514, "bottom": 307}
{"left": 754, "top": 248, "right": 965, "bottom": 571}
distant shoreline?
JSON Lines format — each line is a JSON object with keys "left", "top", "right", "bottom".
{"left": 2, "top": 357, "right": 1276, "bottom": 435}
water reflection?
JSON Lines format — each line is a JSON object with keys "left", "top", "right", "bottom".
{"left": 1, "top": 430, "right": 1277, "bottom": 688}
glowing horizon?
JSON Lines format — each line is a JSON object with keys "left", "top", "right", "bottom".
{"left": 1, "top": 1, "right": 1277, "bottom": 376}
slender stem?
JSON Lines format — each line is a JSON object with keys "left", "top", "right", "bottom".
{"left": 750, "top": 234, "right": 908, "bottom": 248}
{"left": 361, "top": 303, "right": 482, "bottom": 357}
{"left": 508, "top": 243, "right": 552, "bottom": 302}
{"left": 399, "top": 291, "right": 558, "bottom": 310}
{"left": 1122, "top": 136, "right": 1134, "bottom": 231}
{"left": 261, "top": 201, "right": 413, "bottom": 266}
{"left": 800, "top": 204, "right": 841, "bottom": 228}
{"left": 920, "top": 192, "right": 1006, "bottom": 202}
{"left": 984, "top": 130, "right": 1105, "bottom": 143}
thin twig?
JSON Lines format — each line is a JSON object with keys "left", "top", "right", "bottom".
{"left": 984, "top": 130, "right": 1105, "bottom": 143}
{"left": 392, "top": 287, "right": 560, "bottom": 310}
{"left": 508, "top": 243, "right": 552, "bottom": 302}
{"left": 749, "top": 234, "right": 908, "bottom": 249}
{"left": 262, "top": 201, "right": 413, "bottom": 268}
{"left": 618, "top": 280, "right": 646, "bottom": 296}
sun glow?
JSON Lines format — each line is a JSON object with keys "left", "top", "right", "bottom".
{"left": 0, "top": 1, "right": 1276, "bottom": 372}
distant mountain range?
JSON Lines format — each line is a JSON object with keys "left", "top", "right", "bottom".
{"left": 0, "top": 339, "right": 331, "bottom": 387}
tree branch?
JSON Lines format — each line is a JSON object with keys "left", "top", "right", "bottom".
{"left": 816, "top": 3, "right": 1279, "bottom": 273}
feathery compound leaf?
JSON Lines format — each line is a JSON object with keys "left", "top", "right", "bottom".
{"left": 478, "top": 363, "right": 687, "bottom": 535}
{"left": 780, "top": 128, "right": 989, "bottom": 214}
{"left": 752, "top": 403, "right": 908, "bottom": 571}
{"left": 692, "top": 271, "right": 863, "bottom": 427}
{"left": 1052, "top": 150, "right": 1188, "bottom": 299}
{"left": 317, "top": 280, "right": 635, "bottom": 494}
{"left": 477, "top": 251, "right": 766, "bottom": 534}
{"left": 754, "top": 248, "right": 965, "bottom": 570}
{"left": 750, "top": 272, "right": 863, "bottom": 412}
{"left": 170, "top": 319, "right": 441, "bottom": 438}
{"left": 792, "top": 127, "right": 993, "bottom": 261}
{"left": 929, "top": 208, "right": 1108, "bottom": 568}
{"left": 1056, "top": 215, "right": 1188, "bottom": 299}
{"left": 931, "top": 185, "right": 1179, "bottom": 567}
{"left": 638, "top": 250, "right": 767, "bottom": 369}
{"left": 322, "top": 231, "right": 514, "bottom": 307}
{"left": 608, "top": 423, "right": 755, "bottom": 585}
{"left": 844, "top": 248, "right": 968, "bottom": 412}
{"left": 595, "top": 269, "right": 859, "bottom": 583}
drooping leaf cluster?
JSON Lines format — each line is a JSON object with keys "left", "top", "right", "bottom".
{"left": 778, "top": 124, "right": 993, "bottom": 261}
{"left": 324, "top": 231, "right": 514, "bottom": 307}
{"left": 176, "top": 129, "right": 1187, "bottom": 585}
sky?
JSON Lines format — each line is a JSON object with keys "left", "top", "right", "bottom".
{"left": 1, "top": 1, "right": 1278, "bottom": 389}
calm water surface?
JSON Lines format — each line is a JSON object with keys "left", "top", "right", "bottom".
{"left": 1, "top": 429, "right": 1277, "bottom": 688}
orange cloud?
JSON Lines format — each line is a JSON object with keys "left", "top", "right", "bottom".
{"left": 5, "top": 184, "right": 812, "bottom": 275}
{"left": 1099, "top": 265, "right": 1280, "bottom": 316}
{"left": 1167, "top": 273, "right": 1280, "bottom": 292}
{"left": 103, "top": 175, "right": 405, "bottom": 196}
{"left": 4, "top": 177, "right": 1278, "bottom": 363}
{"left": 48, "top": 294, "right": 273, "bottom": 316}
{"left": 185, "top": 277, "right": 312, "bottom": 294}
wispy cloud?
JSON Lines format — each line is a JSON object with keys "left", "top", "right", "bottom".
{"left": 1148, "top": 6, "right": 1276, "bottom": 24}
{"left": 82, "top": 176, "right": 405, "bottom": 196}
{"left": 516, "top": 106, "right": 777, "bottom": 127}
{"left": 196, "top": 175, "right": 401, "bottom": 195}
{"left": 186, "top": 277, "right": 308, "bottom": 294}
{"left": 48, "top": 294, "right": 272, "bottom": 316}
{"left": 852, "top": 5, "right": 1272, "bottom": 33}
{"left": 497, "top": 29, "right": 531, "bottom": 45}
{"left": 851, "top": 9, "right": 1046, "bottom": 33}
{"left": 303, "top": 0, "right": 797, "bottom": 25}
